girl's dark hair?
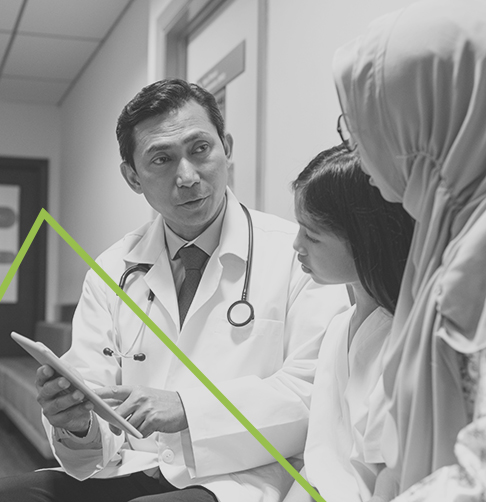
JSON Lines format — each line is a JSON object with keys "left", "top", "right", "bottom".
{"left": 292, "top": 144, "right": 414, "bottom": 314}
{"left": 116, "top": 78, "right": 226, "bottom": 170}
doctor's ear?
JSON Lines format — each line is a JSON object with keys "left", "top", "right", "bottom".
{"left": 223, "top": 133, "right": 234, "bottom": 160}
{"left": 120, "top": 162, "right": 143, "bottom": 194}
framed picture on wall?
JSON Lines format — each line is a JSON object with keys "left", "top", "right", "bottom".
{"left": 0, "top": 184, "right": 20, "bottom": 303}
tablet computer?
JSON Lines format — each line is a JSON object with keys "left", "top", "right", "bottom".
{"left": 11, "top": 331, "right": 143, "bottom": 439}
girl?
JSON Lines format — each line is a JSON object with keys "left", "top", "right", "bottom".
{"left": 285, "top": 144, "right": 414, "bottom": 502}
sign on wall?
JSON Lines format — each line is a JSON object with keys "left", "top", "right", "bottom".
{"left": 197, "top": 41, "right": 245, "bottom": 95}
{"left": 0, "top": 184, "right": 20, "bottom": 303}
{"left": 196, "top": 42, "right": 246, "bottom": 194}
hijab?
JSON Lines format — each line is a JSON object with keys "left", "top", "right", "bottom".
{"left": 333, "top": 0, "right": 486, "bottom": 492}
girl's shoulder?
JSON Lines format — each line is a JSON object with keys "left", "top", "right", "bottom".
{"left": 329, "top": 304, "right": 356, "bottom": 328}
{"left": 318, "top": 305, "right": 356, "bottom": 354}
{"left": 350, "top": 307, "right": 392, "bottom": 361}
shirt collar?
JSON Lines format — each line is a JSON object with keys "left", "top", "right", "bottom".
{"left": 164, "top": 194, "right": 227, "bottom": 260}
{"left": 123, "top": 188, "right": 247, "bottom": 266}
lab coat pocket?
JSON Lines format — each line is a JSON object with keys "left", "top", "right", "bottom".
{"left": 195, "top": 317, "right": 285, "bottom": 381}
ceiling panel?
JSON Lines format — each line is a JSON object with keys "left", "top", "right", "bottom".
{"left": 0, "top": 0, "right": 24, "bottom": 31}
{"left": 19, "top": 0, "right": 133, "bottom": 39}
{"left": 4, "top": 33, "right": 98, "bottom": 80}
{"left": 0, "top": 75, "right": 70, "bottom": 105}
{"left": 0, "top": 0, "right": 134, "bottom": 106}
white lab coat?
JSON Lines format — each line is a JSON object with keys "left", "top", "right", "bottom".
{"left": 305, "top": 306, "right": 391, "bottom": 502}
{"left": 43, "top": 189, "right": 349, "bottom": 502}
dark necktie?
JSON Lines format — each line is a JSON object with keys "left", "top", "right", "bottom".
{"left": 177, "top": 245, "right": 209, "bottom": 327}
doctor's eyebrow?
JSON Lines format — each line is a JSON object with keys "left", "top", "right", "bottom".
{"left": 145, "top": 132, "right": 213, "bottom": 155}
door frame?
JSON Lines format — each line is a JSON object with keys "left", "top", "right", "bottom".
{"left": 154, "top": 0, "right": 268, "bottom": 210}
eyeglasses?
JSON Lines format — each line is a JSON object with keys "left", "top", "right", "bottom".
{"left": 337, "top": 114, "right": 357, "bottom": 152}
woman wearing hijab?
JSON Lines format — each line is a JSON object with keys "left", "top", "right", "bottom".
{"left": 332, "top": 0, "right": 486, "bottom": 498}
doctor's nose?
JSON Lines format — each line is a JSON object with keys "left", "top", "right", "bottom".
{"left": 176, "top": 158, "right": 200, "bottom": 188}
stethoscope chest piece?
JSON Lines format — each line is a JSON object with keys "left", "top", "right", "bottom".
{"left": 227, "top": 299, "right": 254, "bottom": 327}
{"left": 226, "top": 204, "right": 255, "bottom": 327}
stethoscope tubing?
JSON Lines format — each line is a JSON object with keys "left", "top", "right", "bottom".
{"left": 226, "top": 204, "right": 255, "bottom": 327}
{"left": 104, "top": 204, "right": 255, "bottom": 361}
{"left": 240, "top": 204, "right": 253, "bottom": 302}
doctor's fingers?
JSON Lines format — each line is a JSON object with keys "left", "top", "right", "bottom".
{"left": 42, "top": 400, "right": 93, "bottom": 432}
{"left": 35, "top": 365, "right": 57, "bottom": 387}
{"left": 104, "top": 391, "right": 163, "bottom": 436}
{"left": 37, "top": 377, "right": 87, "bottom": 413}
{"left": 120, "top": 395, "right": 187, "bottom": 436}
{"left": 95, "top": 384, "right": 134, "bottom": 399}
{"left": 36, "top": 368, "right": 73, "bottom": 404}
{"left": 121, "top": 407, "right": 165, "bottom": 438}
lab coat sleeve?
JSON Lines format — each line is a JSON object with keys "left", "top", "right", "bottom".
{"left": 43, "top": 413, "right": 126, "bottom": 481}
{"left": 41, "top": 264, "right": 127, "bottom": 480}
{"left": 178, "top": 270, "right": 349, "bottom": 478}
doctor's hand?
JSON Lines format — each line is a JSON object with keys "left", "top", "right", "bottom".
{"left": 95, "top": 386, "right": 188, "bottom": 438}
{"left": 36, "top": 364, "right": 94, "bottom": 436}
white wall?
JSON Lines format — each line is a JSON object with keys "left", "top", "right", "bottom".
{"left": 0, "top": 100, "right": 61, "bottom": 320}
{"left": 58, "top": 0, "right": 153, "bottom": 303}
{"left": 264, "top": 0, "right": 417, "bottom": 221}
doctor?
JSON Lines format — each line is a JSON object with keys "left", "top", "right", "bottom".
{"left": 0, "top": 79, "right": 348, "bottom": 502}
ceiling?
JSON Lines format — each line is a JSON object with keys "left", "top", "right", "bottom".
{"left": 0, "top": 0, "right": 134, "bottom": 106}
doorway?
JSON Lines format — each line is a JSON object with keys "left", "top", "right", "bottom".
{"left": 159, "top": 0, "right": 267, "bottom": 210}
{"left": 0, "top": 157, "right": 48, "bottom": 356}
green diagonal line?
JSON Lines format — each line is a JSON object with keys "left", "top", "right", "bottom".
{"left": 1, "top": 208, "right": 325, "bottom": 502}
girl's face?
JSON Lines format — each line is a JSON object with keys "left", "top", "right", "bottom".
{"left": 293, "top": 197, "right": 359, "bottom": 286}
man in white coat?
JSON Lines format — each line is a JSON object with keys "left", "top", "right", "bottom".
{"left": 0, "top": 79, "right": 348, "bottom": 502}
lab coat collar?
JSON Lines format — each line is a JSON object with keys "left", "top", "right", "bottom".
{"left": 123, "top": 214, "right": 167, "bottom": 266}
{"left": 123, "top": 216, "right": 179, "bottom": 329}
{"left": 217, "top": 188, "right": 248, "bottom": 263}
{"left": 121, "top": 188, "right": 249, "bottom": 331}
{"left": 164, "top": 195, "right": 227, "bottom": 261}
{"left": 123, "top": 188, "right": 248, "bottom": 266}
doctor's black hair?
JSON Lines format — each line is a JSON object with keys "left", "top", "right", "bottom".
{"left": 116, "top": 78, "right": 226, "bottom": 170}
{"left": 292, "top": 144, "right": 414, "bottom": 314}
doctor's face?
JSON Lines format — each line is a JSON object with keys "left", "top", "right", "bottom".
{"left": 121, "top": 100, "right": 232, "bottom": 241}
{"left": 293, "top": 197, "right": 358, "bottom": 286}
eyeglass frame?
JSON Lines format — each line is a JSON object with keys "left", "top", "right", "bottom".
{"left": 337, "top": 114, "right": 358, "bottom": 152}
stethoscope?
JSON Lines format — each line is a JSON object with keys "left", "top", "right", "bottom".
{"left": 103, "top": 204, "right": 255, "bottom": 362}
